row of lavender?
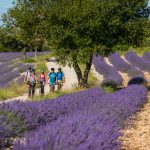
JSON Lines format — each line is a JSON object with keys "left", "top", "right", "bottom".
{"left": 125, "top": 51, "right": 150, "bottom": 72}
{"left": 0, "top": 85, "right": 147, "bottom": 149}
{"left": 92, "top": 56, "right": 122, "bottom": 87}
{"left": 0, "top": 51, "right": 48, "bottom": 61}
{"left": 93, "top": 51, "right": 150, "bottom": 87}
{"left": 0, "top": 62, "right": 33, "bottom": 88}
{"left": 109, "top": 53, "right": 144, "bottom": 78}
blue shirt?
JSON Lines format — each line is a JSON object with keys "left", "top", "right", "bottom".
{"left": 48, "top": 72, "right": 57, "bottom": 84}
{"left": 57, "top": 72, "right": 64, "bottom": 80}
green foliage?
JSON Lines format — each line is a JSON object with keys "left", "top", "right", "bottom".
{"left": 102, "top": 85, "right": 115, "bottom": 93}
{"left": 101, "top": 80, "right": 118, "bottom": 90}
{"left": 22, "top": 58, "right": 35, "bottom": 63}
{"left": 1, "top": 0, "right": 150, "bottom": 86}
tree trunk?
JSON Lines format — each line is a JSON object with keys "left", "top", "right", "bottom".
{"left": 22, "top": 49, "right": 27, "bottom": 60}
{"left": 72, "top": 55, "right": 93, "bottom": 88}
{"left": 82, "top": 55, "right": 93, "bottom": 87}
{"left": 72, "top": 59, "right": 83, "bottom": 86}
{"left": 35, "top": 48, "right": 37, "bottom": 59}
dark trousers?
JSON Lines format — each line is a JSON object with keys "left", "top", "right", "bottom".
{"left": 40, "top": 81, "right": 44, "bottom": 94}
{"left": 28, "top": 85, "right": 35, "bottom": 97}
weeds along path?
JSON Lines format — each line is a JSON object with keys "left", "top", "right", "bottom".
{"left": 120, "top": 91, "right": 150, "bottom": 150}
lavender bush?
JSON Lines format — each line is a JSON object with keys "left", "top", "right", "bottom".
{"left": 143, "top": 52, "right": 150, "bottom": 62}
{"left": 109, "top": 53, "right": 144, "bottom": 78}
{"left": 92, "top": 55, "right": 122, "bottom": 87}
{"left": 0, "top": 85, "right": 147, "bottom": 149}
{"left": 125, "top": 51, "right": 150, "bottom": 72}
{"left": 0, "top": 52, "right": 48, "bottom": 61}
{"left": 0, "top": 62, "right": 33, "bottom": 88}
{"left": 0, "top": 70, "right": 20, "bottom": 88}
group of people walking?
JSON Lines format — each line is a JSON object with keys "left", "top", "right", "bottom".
{"left": 24, "top": 67, "right": 65, "bottom": 97}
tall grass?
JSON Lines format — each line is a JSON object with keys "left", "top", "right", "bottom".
{"left": 0, "top": 83, "right": 27, "bottom": 101}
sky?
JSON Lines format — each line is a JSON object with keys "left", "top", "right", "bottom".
{"left": 0, "top": 0, "right": 150, "bottom": 25}
{"left": 0, "top": 0, "right": 14, "bottom": 25}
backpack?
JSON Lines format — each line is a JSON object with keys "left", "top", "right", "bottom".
{"left": 29, "top": 75, "right": 36, "bottom": 85}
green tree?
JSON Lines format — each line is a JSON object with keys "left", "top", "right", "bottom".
{"left": 2, "top": 0, "right": 150, "bottom": 87}
{"left": 47, "top": 0, "right": 150, "bottom": 87}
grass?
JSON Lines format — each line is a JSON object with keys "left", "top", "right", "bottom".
{"left": 79, "top": 64, "right": 99, "bottom": 87}
{"left": 101, "top": 85, "right": 115, "bottom": 93}
{"left": 22, "top": 58, "right": 35, "bottom": 63}
{"left": 0, "top": 83, "right": 27, "bottom": 101}
{"left": 31, "top": 87, "right": 86, "bottom": 101}
{"left": 117, "top": 45, "right": 150, "bottom": 56}
{"left": 33, "top": 52, "right": 55, "bottom": 75}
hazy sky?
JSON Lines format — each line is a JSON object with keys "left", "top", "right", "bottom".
{"left": 0, "top": 0, "right": 150, "bottom": 25}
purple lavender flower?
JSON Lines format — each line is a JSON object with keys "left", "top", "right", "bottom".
{"left": 143, "top": 52, "right": 150, "bottom": 62}
{"left": 109, "top": 53, "right": 144, "bottom": 78}
{"left": 0, "top": 85, "right": 147, "bottom": 149}
{"left": 125, "top": 51, "right": 150, "bottom": 72}
{"left": 92, "top": 55, "right": 122, "bottom": 86}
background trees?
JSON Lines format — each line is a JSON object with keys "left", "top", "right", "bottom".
{"left": 1, "top": 0, "right": 150, "bottom": 87}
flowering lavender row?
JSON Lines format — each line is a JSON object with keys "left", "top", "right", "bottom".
{"left": 92, "top": 55, "right": 122, "bottom": 86}
{"left": 0, "top": 61, "right": 12, "bottom": 68}
{"left": 0, "top": 52, "right": 48, "bottom": 61}
{"left": 125, "top": 51, "right": 150, "bottom": 72}
{"left": 14, "top": 85, "right": 147, "bottom": 150}
{"left": 14, "top": 63, "right": 33, "bottom": 73}
{"left": 15, "top": 75, "right": 25, "bottom": 85}
{"left": 0, "top": 65, "right": 13, "bottom": 75}
{"left": 0, "top": 85, "right": 147, "bottom": 149}
{"left": 0, "top": 61, "right": 33, "bottom": 88}
{"left": 0, "top": 70, "right": 20, "bottom": 88}
{"left": 143, "top": 52, "right": 150, "bottom": 62}
{"left": 109, "top": 53, "right": 144, "bottom": 78}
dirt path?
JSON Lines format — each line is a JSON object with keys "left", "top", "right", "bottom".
{"left": 120, "top": 92, "right": 150, "bottom": 150}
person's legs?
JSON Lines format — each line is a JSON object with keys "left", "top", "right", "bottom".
{"left": 41, "top": 82, "right": 44, "bottom": 95}
{"left": 32, "top": 86, "right": 35, "bottom": 97}
{"left": 30, "top": 85, "right": 35, "bottom": 97}
{"left": 28, "top": 87, "right": 31, "bottom": 97}
{"left": 57, "top": 80, "right": 62, "bottom": 91}
{"left": 50, "top": 84, "right": 55, "bottom": 92}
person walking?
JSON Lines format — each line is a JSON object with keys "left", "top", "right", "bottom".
{"left": 39, "top": 69, "right": 46, "bottom": 95}
{"left": 24, "top": 67, "right": 32, "bottom": 83}
{"left": 47, "top": 68, "right": 57, "bottom": 92}
{"left": 56, "top": 68, "right": 65, "bottom": 91}
{"left": 27, "top": 70, "right": 37, "bottom": 97}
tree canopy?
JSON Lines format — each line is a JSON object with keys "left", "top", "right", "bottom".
{"left": 1, "top": 0, "right": 150, "bottom": 87}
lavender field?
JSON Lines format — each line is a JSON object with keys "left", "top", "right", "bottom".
{"left": 0, "top": 51, "right": 150, "bottom": 149}
{"left": 0, "top": 52, "right": 47, "bottom": 62}
{"left": 93, "top": 51, "right": 150, "bottom": 87}
{"left": 0, "top": 52, "right": 47, "bottom": 88}
{"left": 0, "top": 62, "right": 33, "bottom": 88}
{"left": 0, "top": 85, "right": 148, "bottom": 149}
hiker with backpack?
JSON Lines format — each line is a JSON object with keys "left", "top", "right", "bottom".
{"left": 56, "top": 68, "right": 65, "bottom": 91}
{"left": 47, "top": 68, "right": 57, "bottom": 92}
{"left": 38, "top": 69, "right": 46, "bottom": 95}
{"left": 27, "top": 69, "right": 37, "bottom": 97}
